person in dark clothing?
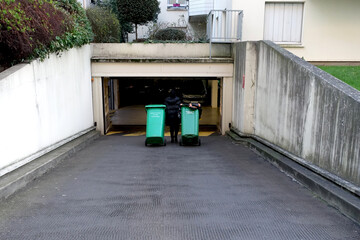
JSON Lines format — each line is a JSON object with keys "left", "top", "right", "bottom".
{"left": 164, "top": 89, "right": 181, "bottom": 143}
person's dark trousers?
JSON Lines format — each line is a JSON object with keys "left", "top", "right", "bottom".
{"left": 170, "top": 124, "right": 179, "bottom": 143}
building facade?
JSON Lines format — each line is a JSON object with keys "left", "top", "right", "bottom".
{"left": 233, "top": 0, "right": 360, "bottom": 63}
{"left": 133, "top": 0, "right": 360, "bottom": 63}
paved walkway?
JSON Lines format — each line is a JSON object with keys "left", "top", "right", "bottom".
{"left": 0, "top": 135, "right": 359, "bottom": 239}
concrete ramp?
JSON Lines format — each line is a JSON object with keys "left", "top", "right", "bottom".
{"left": 0, "top": 135, "right": 358, "bottom": 239}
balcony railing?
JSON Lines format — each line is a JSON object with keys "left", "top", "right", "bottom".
{"left": 207, "top": 10, "right": 243, "bottom": 43}
{"left": 206, "top": 10, "right": 243, "bottom": 58}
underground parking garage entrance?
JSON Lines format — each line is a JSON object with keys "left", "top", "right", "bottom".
{"left": 103, "top": 77, "right": 220, "bottom": 134}
{"left": 91, "top": 61, "right": 234, "bottom": 135}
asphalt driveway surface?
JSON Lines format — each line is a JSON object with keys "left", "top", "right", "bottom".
{"left": 0, "top": 135, "right": 359, "bottom": 239}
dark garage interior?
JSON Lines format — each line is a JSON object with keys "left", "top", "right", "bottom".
{"left": 103, "top": 77, "right": 221, "bottom": 133}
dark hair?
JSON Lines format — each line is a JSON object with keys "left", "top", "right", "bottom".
{"left": 169, "top": 89, "right": 176, "bottom": 97}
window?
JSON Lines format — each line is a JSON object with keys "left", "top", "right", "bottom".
{"left": 167, "top": 0, "right": 187, "bottom": 10}
{"left": 264, "top": 2, "right": 304, "bottom": 44}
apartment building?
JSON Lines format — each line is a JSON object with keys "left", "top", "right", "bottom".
{"left": 131, "top": 0, "right": 360, "bottom": 63}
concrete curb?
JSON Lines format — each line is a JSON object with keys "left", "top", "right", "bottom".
{"left": 0, "top": 130, "right": 100, "bottom": 200}
{"left": 226, "top": 130, "right": 360, "bottom": 224}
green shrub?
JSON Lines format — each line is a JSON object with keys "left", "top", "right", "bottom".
{"left": 44, "top": 0, "right": 94, "bottom": 57}
{"left": 0, "top": 0, "right": 93, "bottom": 67}
{"left": 93, "top": 0, "right": 131, "bottom": 42}
{"left": 154, "top": 28, "right": 186, "bottom": 41}
{"left": 86, "top": 6, "right": 120, "bottom": 43}
{"left": 0, "top": 0, "right": 68, "bottom": 66}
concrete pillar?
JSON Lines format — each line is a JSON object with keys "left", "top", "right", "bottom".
{"left": 242, "top": 42, "right": 257, "bottom": 135}
{"left": 232, "top": 42, "right": 257, "bottom": 136}
{"left": 220, "top": 77, "right": 233, "bottom": 135}
{"left": 114, "top": 80, "right": 119, "bottom": 110}
{"left": 211, "top": 80, "right": 218, "bottom": 108}
{"left": 92, "top": 77, "right": 105, "bottom": 135}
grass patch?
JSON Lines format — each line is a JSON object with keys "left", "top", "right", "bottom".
{"left": 317, "top": 66, "right": 360, "bottom": 91}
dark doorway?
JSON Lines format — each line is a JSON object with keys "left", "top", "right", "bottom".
{"left": 117, "top": 77, "right": 214, "bottom": 107}
{"left": 103, "top": 77, "right": 220, "bottom": 134}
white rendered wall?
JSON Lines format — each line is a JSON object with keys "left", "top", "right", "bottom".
{"left": 232, "top": 0, "right": 360, "bottom": 61}
{"left": 0, "top": 45, "right": 94, "bottom": 175}
{"left": 92, "top": 43, "right": 232, "bottom": 58}
{"left": 189, "top": 0, "right": 214, "bottom": 16}
{"left": 189, "top": 0, "right": 232, "bottom": 16}
{"left": 231, "top": 0, "right": 265, "bottom": 41}
{"left": 289, "top": 0, "right": 360, "bottom": 61}
{"left": 214, "top": 0, "right": 231, "bottom": 10}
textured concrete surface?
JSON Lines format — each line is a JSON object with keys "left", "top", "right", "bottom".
{"left": 0, "top": 135, "right": 359, "bottom": 239}
{"left": 227, "top": 130, "right": 360, "bottom": 224}
{"left": 0, "top": 130, "right": 100, "bottom": 200}
{"left": 232, "top": 41, "right": 360, "bottom": 188}
{"left": 91, "top": 43, "right": 232, "bottom": 59}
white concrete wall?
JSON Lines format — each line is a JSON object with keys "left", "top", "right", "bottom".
{"left": 92, "top": 43, "right": 232, "bottom": 58}
{"left": 231, "top": 0, "right": 265, "bottom": 41}
{"left": 289, "top": 0, "right": 360, "bottom": 61}
{"left": 0, "top": 45, "right": 94, "bottom": 176}
{"left": 214, "top": 0, "right": 231, "bottom": 10}
{"left": 189, "top": 0, "right": 232, "bottom": 16}
{"left": 221, "top": 77, "right": 233, "bottom": 134}
{"left": 232, "top": 42, "right": 256, "bottom": 135}
{"left": 232, "top": 0, "right": 360, "bottom": 62}
{"left": 189, "top": 0, "right": 214, "bottom": 16}
{"left": 232, "top": 41, "right": 360, "bottom": 188}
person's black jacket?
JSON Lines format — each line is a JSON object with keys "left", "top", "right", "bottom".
{"left": 164, "top": 95, "right": 181, "bottom": 125}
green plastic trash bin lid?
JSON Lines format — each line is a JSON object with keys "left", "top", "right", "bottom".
{"left": 181, "top": 106, "right": 199, "bottom": 137}
{"left": 145, "top": 105, "right": 166, "bottom": 144}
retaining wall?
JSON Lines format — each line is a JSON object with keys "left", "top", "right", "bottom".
{"left": 233, "top": 41, "right": 360, "bottom": 188}
{"left": 0, "top": 45, "right": 94, "bottom": 176}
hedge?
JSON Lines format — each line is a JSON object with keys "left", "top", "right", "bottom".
{"left": 154, "top": 28, "right": 186, "bottom": 41}
{"left": 86, "top": 6, "right": 120, "bottom": 43}
{"left": 0, "top": 0, "right": 93, "bottom": 67}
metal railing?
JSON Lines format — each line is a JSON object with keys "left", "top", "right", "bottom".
{"left": 207, "top": 10, "right": 243, "bottom": 58}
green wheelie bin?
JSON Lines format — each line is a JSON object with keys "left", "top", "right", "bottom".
{"left": 145, "top": 105, "right": 166, "bottom": 146}
{"left": 179, "top": 104, "right": 201, "bottom": 146}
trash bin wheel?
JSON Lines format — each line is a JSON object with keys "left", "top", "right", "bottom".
{"left": 198, "top": 138, "right": 201, "bottom": 146}
{"left": 145, "top": 140, "right": 148, "bottom": 147}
